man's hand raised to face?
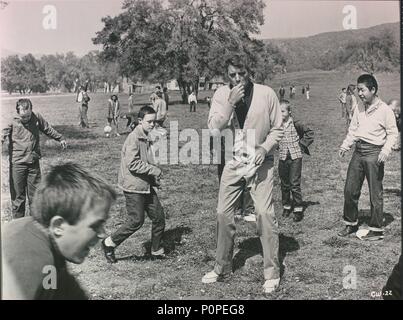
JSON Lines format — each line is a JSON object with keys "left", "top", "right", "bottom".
{"left": 228, "top": 84, "right": 245, "bottom": 106}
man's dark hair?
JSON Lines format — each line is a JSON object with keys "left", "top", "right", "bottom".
{"left": 357, "top": 74, "right": 378, "bottom": 94}
{"left": 342, "top": 88, "right": 346, "bottom": 91}
{"left": 16, "top": 99, "right": 33, "bottom": 113}
{"left": 155, "top": 86, "right": 161, "bottom": 90}
{"left": 225, "top": 55, "right": 251, "bottom": 72}
{"left": 32, "top": 162, "right": 116, "bottom": 227}
{"left": 138, "top": 105, "right": 156, "bottom": 119}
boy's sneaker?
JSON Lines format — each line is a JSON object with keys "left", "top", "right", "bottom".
{"left": 244, "top": 214, "right": 257, "bottom": 222}
{"left": 357, "top": 230, "right": 384, "bottom": 241}
{"left": 337, "top": 225, "right": 358, "bottom": 237}
{"left": 151, "top": 248, "right": 166, "bottom": 259}
{"left": 263, "top": 278, "right": 280, "bottom": 294}
{"left": 201, "top": 270, "right": 229, "bottom": 284}
{"left": 101, "top": 239, "right": 117, "bottom": 264}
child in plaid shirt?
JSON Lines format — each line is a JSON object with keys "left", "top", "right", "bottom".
{"left": 278, "top": 100, "right": 314, "bottom": 222}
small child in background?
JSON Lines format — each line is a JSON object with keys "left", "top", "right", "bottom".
{"left": 102, "top": 106, "right": 165, "bottom": 263}
{"left": 388, "top": 99, "right": 401, "bottom": 151}
{"left": 107, "top": 95, "right": 121, "bottom": 137}
{"left": 278, "top": 99, "right": 314, "bottom": 222}
{"left": 338, "top": 88, "right": 347, "bottom": 118}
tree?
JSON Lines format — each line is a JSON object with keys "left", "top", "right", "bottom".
{"left": 93, "top": 0, "right": 281, "bottom": 102}
{"left": 1, "top": 55, "right": 24, "bottom": 94}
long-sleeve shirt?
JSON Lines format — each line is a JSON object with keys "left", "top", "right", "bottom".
{"left": 188, "top": 94, "right": 197, "bottom": 104}
{"left": 2, "top": 112, "right": 64, "bottom": 164}
{"left": 340, "top": 97, "right": 398, "bottom": 157}
{"left": 208, "top": 83, "right": 283, "bottom": 160}
{"left": 153, "top": 98, "right": 167, "bottom": 121}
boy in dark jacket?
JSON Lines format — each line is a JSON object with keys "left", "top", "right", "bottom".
{"left": 278, "top": 99, "right": 314, "bottom": 222}
{"left": 1, "top": 99, "right": 67, "bottom": 219}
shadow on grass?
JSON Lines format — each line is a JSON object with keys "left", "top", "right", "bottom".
{"left": 232, "top": 234, "right": 299, "bottom": 277}
{"left": 117, "top": 226, "right": 192, "bottom": 262}
{"left": 52, "top": 125, "right": 99, "bottom": 140}
{"left": 358, "top": 209, "right": 394, "bottom": 227}
{"left": 303, "top": 200, "right": 320, "bottom": 210}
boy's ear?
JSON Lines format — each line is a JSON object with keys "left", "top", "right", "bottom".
{"left": 49, "top": 216, "right": 67, "bottom": 237}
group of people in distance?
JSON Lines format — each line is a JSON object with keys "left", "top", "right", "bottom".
{"left": 1, "top": 53, "right": 400, "bottom": 299}
{"left": 279, "top": 84, "right": 310, "bottom": 100}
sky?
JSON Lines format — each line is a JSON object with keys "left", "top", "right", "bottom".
{"left": 0, "top": 0, "right": 400, "bottom": 56}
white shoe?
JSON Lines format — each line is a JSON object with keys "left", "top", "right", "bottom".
{"left": 116, "top": 133, "right": 121, "bottom": 137}
{"left": 202, "top": 270, "right": 220, "bottom": 284}
{"left": 244, "top": 214, "right": 256, "bottom": 222}
{"left": 263, "top": 278, "right": 280, "bottom": 294}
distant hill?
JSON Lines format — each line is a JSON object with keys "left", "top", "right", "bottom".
{"left": 263, "top": 22, "right": 400, "bottom": 72}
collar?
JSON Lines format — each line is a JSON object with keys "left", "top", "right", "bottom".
{"left": 244, "top": 81, "right": 254, "bottom": 97}
{"left": 284, "top": 117, "right": 293, "bottom": 128}
{"left": 134, "top": 124, "right": 152, "bottom": 142}
{"left": 365, "top": 96, "right": 381, "bottom": 114}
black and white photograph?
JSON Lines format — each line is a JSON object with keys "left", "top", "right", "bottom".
{"left": 0, "top": 0, "right": 401, "bottom": 304}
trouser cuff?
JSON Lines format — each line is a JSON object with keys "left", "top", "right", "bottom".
{"left": 293, "top": 206, "right": 303, "bottom": 213}
{"left": 368, "top": 226, "right": 384, "bottom": 232}
{"left": 343, "top": 220, "right": 358, "bottom": 226}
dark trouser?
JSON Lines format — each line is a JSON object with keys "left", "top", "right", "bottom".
{"left": 111, "top": 189, "right": 165, "bottom": 252}
{"left": 9, "top": 161, "right": 41, "bottom": 219}
{"left": 341, "top": 103, "right": 346, "bottom": 118}
{"left": 79, "top": 104, "right": 89, "bottom": 128}
{"left": 126, "top": 116, "right": 132, "bottom": 128}
{"left": 190, "top": 101, "right": 196, "bottom": 112}
{"left": 343, "top": 140, "right": 384, "bottom": 231}
{"left": 278, "top": 156, "right": 303, "bottom": 211}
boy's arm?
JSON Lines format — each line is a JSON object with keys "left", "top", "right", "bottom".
{"left": 126, "top": 137, "right": 161, "bottom": 177}
{"left": 380, "top": 107, "right": 399, "bottom": 158}
{"left": 260, "top": 90, "right": 284, "bottom": 154}
{"left": 340, "top": 108, "right": 359, "bottom": 151}
{"left": 1, "top": 123, "right": 12, "bottom": 144}
{"left": 295, "top": 121, "right": 314, "bottom": 152}
{"left": 36, "top": 113, "right": 67, "bottom": 148}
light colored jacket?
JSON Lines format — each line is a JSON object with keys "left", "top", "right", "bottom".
{"left": 153, "top": 98, "right": 167, "bottom": 121}
{"left": 208, "top": 83, "right": 284, "bottom": 163}
{"left": 118, "top": 125, "right": 161, "bottom": 193}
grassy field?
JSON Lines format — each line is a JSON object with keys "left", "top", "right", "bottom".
{"left": 1, "top": 70, "right": 401, "bottom": 300}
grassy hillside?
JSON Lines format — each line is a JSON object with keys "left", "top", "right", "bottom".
{"left": 264, "top": 22, "right": 400, "bottom": 72}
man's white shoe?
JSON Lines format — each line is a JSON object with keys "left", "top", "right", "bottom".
{"left": 244, "top": 214, "right": 256, "bottom": 222}
{"left": 263, "top": 278, "right": 280, "bottom": 294}
{"left": 202, "top": 270, "right": 220, "bottom": 284}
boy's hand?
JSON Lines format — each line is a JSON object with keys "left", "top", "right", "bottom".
{"left": 339, "top": 149, "right": 346, "bottom": 157}
{"left": 377, "top": 151, "right": 388, "bottom": 164}
{"left": 254, "top": 146, "right": 267, "bottom": 166}
{"left": 60, "top": 140, "right": 67, "bottom": 150}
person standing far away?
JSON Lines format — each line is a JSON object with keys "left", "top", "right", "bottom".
{"left": 153, "top": 91, "right": 167, "bottom": 127}
{"left": 345, "top": 84, "right": 358, "bottom": 131}
{"left": 279, "top": 85, "right": 285, "bottom": 100}
{"left": 107, "top": 95, "right": 121, "bottom": 137}
{"left": 1, "top": 99, "right": 67, "bottom": 219}
{"left": 77, "top": 86, "right": 91, "bottom": 128}
{"left": 203, "top": 54, "right": 284, "bottom": 294}
{"left": 305, "top": 84, "right": 310, "bottom": 100}
{"left": 150, "top": 86, "right": 162, "bottom": 106}
{"left": 126, "top": 92, "right": 136, "bottom": 131}
{"left": 188, "top": 91, "right": 197, "bottom": 112}
{"left": 163, "top": 87, "right": 169, "bottom": 111}
{"left": 338, "top": 74, "right": 398, "bottom": 241}
{"left": 338, "top": 88, "right": 347, "bottom": 119}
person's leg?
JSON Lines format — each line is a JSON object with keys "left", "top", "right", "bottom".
{"left": 290, "top": 158, "right": 303, "bottom": 216}
{"left": 78, "top": 105, "right": 83, "bottom": 126}
{"left": 364, "top": 152, "right": 384, "bottom": 232}
{"left": 110, "top": 192, "right": 146, "bottom": 247}
{"left": 278, "top": 159, "right": 292, "bottom": 212}
{"left": 126, "top": 116, "right": 132, "bottom": 128}
{"left": 214, "top": 163, "right": 245, "bottom": 276}
{"left": 82, "top": 105, "right": 89, "bottom": 128}
{"left": 145, "top": 188, "right": 165, "bottom": 253}
{"left": 343, "top": 151, "right": 365, "bottom": 227}
{"left": 250, "top": 158, "right": 280, "bottom": 281}
{"left": 9, "top": 163, "right": 28, "bottom": 219}
{"left": 26, "top": 161, "right": 41, "bottom": 215}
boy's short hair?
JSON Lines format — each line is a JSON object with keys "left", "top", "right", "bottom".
{"left": 342, "top": 88, "right": 346, "bottom": 91}
{"left": 138, "top": 105, "right": 156, "bottom": 119}
{"left": 357, "top": 74, "right": 378, "bottom": 94}
{"left": 16, "top": 99, "right": 33, "bottom": 113}
{"left": 32, "top": 162, "right": 116, "bottom": 227}
{"left": 279, "top": 99, "right": 291, "bottom": 111}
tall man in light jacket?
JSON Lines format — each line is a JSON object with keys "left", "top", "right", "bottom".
{"left": 202, "top": 55, "right": 284, "bottom": 294}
